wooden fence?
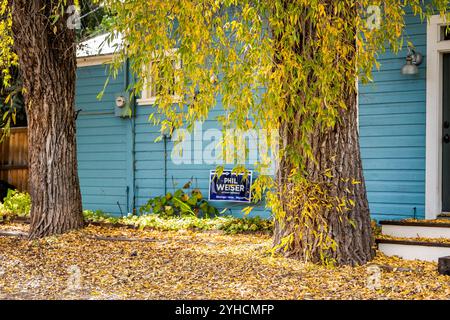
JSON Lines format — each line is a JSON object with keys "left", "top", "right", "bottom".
{"left": 0, "top": 127, "right": 29, "bottom": 191}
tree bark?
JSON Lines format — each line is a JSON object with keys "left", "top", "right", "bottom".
{"left": 274, "top": 92, "right": 375, "bottom": 266}
{"left": 272, "top": 1, "right": 375, "bottom": 266}
{"left": 11, "top": 0, "right": 84, "bottom": 238}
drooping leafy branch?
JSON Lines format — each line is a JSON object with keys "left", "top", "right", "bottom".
{"left": 2, "top": 0, "right": 449, "bottom": 261}
{"left": 0, "top": 0, "right": 108, "bottom": 135}
{"left": 97, "top": 0, "right": 448, "bottom": 164}
{"left": 95, "top": 0, "right": 449, "bottom": 264}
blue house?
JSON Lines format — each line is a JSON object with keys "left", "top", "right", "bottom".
{"left": 74, "top": 12, "right": 450, "bottom": 223}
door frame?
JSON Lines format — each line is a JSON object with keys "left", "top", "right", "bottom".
{"left": 426, "top": 15, "right": 450, "bottom": 219}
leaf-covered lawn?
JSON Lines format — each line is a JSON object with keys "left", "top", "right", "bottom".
{"left": 0, "top": 222, "right": 449, "bottom": 300}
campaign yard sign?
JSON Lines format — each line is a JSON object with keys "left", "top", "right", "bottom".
{"left": 209, "top": 170, "right": 253, "bottom": 203}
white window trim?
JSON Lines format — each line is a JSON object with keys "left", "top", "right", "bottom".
{"left": 137, "top": 97, "right": 159, "bottom": 105}
{"left": 76, "top": 54, "right": 114, "bottom": 68}
{"left": 137, "top": 96, "right": 183, "bottom": 106}
{"left": 137, "top": 49, "right": 183, "bottom": 106}
{"left": 426, "top": 15, "right": 450, "bottom": 219}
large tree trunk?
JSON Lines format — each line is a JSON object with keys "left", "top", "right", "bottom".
{"left": 272, "top": 1, "right": 375, "bottom": 266}
{"left": 11, "top": 0, "right": 84, "bottom": 238}
{"left": 274, "top": 93, "right": 375, "bottom": 266}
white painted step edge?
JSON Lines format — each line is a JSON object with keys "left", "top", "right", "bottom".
{"left": 382, "top": 224, "right": 450, "bottom": 239}
{"left": 378, "top": 242, "right": 450, "bottom": 262}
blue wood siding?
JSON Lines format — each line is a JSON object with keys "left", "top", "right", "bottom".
{"left": 76, "top": 65, "right": 131, "bottom": 216}
{"left": 359, "top": 13, "right": 426, "bottom": 221}
{"left": 74, "top": 12, "right": 429, "bottom": 221}
{"left": 134, "top": 103, "right": 270, "bottom": 218}
{"left": 75, "top": 66, "right": 269, "bottom": 218}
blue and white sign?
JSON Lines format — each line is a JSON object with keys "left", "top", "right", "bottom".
{"left": 209, "top": 170, "right": 253, "bottom": 203}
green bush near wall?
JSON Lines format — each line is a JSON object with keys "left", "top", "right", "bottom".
{"left": 0, "top": 189, "right": 273, "bottom": 234}
{"left": 83, "top": 210, "right": 273, "bottom": 234}
{"left": 0, "top": 190, "right": 31, "bottom": 219}
{"left": 139, "top": 181, "right": 220, "bottom": 218}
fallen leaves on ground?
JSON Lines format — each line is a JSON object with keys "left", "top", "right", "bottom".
{"left": 0, "top": 222, "right": 449, "bottom": 300}
{"left": 378, "top": 234, "right": 450, "bottom": 245}
{"left": 402, "top": 218, "right": 450, "bottom": 225}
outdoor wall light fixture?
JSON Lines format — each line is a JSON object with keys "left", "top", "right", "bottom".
{"left": 401, "top": 46, "right": 423, "bottom": 75}
{"left": 115, "top": 96, "right": 126, "bottom": 108}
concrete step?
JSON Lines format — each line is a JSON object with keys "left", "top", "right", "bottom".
{"left": 380, "top": 220, "right": 450, "bottom": 239}
{"left": 377, "top": 238, "right": 450, "bottom": 262}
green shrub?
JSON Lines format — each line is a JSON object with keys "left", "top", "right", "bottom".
{"left": 218, "top": 216, "right": 273, "bottom": 234}
{"left": 84, "top": 209, "right": 273, "bottom": 234}
{"left": 83, "top": 209, "right": 120, "bottom": 224}
{"left": 122, "top": 214, "right": 273, "bottom": 234}
{"left": 0, "top": 188, "right": 273, "bottom": 235}
{"left": 0, "top": 189, "right": 31, "bottom": 218}
{"left": 139, "top": 181, "right": 219, "bottom": 218}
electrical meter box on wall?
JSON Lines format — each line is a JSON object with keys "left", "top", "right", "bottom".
{"left": 114, "top": 94, "right": 132, "bottom": 118}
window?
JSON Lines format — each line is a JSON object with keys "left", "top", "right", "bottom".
{"left": 137, "top": 50, "right": 182, "bottom": 105}
{"left": 441, "top": 25, "right": 450, "bottom": 41}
